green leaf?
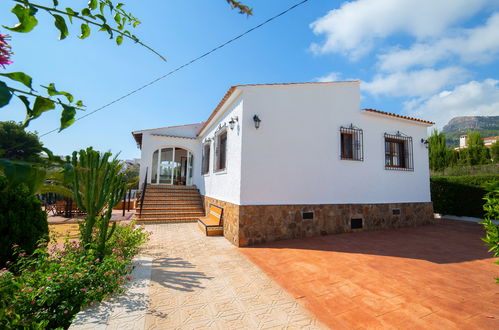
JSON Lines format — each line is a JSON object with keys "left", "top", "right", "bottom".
{"left": 116, "top": 3, "right": 124, "bottom": 10}
{"left": 32, "top": 96, "right": 55, "bottom": 119}
{"left": 60, "top": 104, "right": 76, "bottom": 131}
{"left": 65, "top": 8, "right": 78, "bottom": 24}
{"left": 43, "top": 83, "right": 74, "bottom": 103}
{"left": 88, "top": 0, "right": 98, "bottom": 10}
{"left": 81, "top": 8, "right": 94, "bottom": 18}
{"left": 116, "top": 35, "right": 123, "bottom": 45}
{"left": 0, "top": 159, "right": 47, "bottom": 195}
{"left": 79, "top": 23, "right": 91, "bottom": 39}
{"left": 3, "top": 4, "right": 39, "bottom": 33}
{"left": 99, "top": 24, "right": 113, "bottom": 38}
{"left": 53, "top": 14, "right": 68, "bottom": 40}
{"left": 0, "top": 81, "right": 13, "bottom": 107}
{"left": 75, "top": 100, "right": 84, "bottom": 107}
{"left": 114, "top": 13, "right": 121, "bottom": 24}
{"left": 100, "top": 2, "right": 106, "bottom": 15}
{"left": 133, "top": 20, "right": 141, "bottom": 28}
{"left": 17, "top": 95, "right": 31, "bottom": 118}
{"left": 95, "top": 14, "right": 107, "bottom": 23}
{"left": 53, "top": 0, "right": 59, "bottom": 6}
{"left": 0, "top": 72, "right": 32, "bottom": 90}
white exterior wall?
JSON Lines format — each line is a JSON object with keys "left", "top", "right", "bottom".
{"left": 198, "top": 97, "right": 244, "bottom": 205}
{"left": 239, "top": 82, "right": 432, "bottom": 205}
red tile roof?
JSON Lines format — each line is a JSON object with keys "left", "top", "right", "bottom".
{"left": 363, "top": 108, "right": 434, "bottom": 125}
{"left": 196, "top": 81, "right": 360, "bottom": 136}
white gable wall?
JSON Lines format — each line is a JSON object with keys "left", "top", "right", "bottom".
{"left": 239, "top": 82, "right": 431, "bottom": 205}
{"left": 198, "top": 97, "right": 244, "bottom": 205}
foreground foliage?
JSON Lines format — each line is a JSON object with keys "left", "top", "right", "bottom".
{"left": 430, "top": 174, "right": 499, "bottom": 218}
{"left": 0, "top": 176, "right": 48, "bottom": 268}
{"left": 481, "top": 181, "right": 499, "bottom": 283}
{"left": 0, "top": 221, "right": 149, "bottom": 329}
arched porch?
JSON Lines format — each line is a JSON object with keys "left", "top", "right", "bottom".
{"left": 150, "top": 147, "right": 193, "bottom": 185}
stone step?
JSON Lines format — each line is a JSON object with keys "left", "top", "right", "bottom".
{"left": 139, "top": 201, "right": 203, "bottom": 207}
{"left": 141, "top": 197, "right": 201, "bottom": 202}
{"left": 139, "top": 210, "right": 205, "bottom": 216}
{"left": 140, "top": 206, "right": 204, "bottom": 211}
{"left": 146, "top": 186, "right": 198, "bottom": 191}
{"left": 144, "top": 193, "right": 201, "bottom": 197}
{"left": 136, "top": 217, "right": 198, "bottom": 223}
{"left": 146, "top": 187, "right": 199, "bottom": 191}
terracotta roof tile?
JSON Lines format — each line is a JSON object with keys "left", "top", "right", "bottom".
{"left": 363, "top": 108, "right": 434, "bottom": 125}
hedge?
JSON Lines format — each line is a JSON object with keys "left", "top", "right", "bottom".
{"left": 0, "top": 176, "right": 48, "bottom": 267}
{"left": 430, "top": 174, "right": 499, "bottom": 218}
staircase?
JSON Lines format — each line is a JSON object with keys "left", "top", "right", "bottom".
{"left": 136, "top": 185, "right": 205, "bottom": 223}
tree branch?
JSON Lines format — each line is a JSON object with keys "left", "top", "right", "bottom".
{"left": 13, "top": 0, "right": 167, "bottom": 61}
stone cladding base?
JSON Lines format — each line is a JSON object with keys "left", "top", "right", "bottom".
{"left": 201, "top": 195, "right": 434, "bottom": 247}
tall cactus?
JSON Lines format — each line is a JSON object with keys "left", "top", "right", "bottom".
{"left": 69, "top": 147, "right": 126, "bottom": 258}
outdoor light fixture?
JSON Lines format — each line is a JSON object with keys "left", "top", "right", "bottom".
{"left": 253, "top": 114, "right": 261, "bottom": 129}
{"left": 421, "top": 138, "right": 429, "bottom": 148}
{"left": 229, "top": 116, "right": 238, "bottom": 130}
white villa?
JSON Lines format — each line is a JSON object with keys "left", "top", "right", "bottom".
{"left": 132, "top": 81, "right": 435, "bottom": 246}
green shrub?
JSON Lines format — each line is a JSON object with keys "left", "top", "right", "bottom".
{"left": 0, "top": 176, "right": 48, "bottom": 267}
{"left": 430, "top": 174, "right": 499, "bottom": 218}
{"left": 481, "top": 181, "right": 499, "bottom": 283}
{"left": 0, "top": 221, "right": 149, "bottom": 329}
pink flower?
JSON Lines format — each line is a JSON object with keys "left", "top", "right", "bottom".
{"left": 95, "top": 258, "right": 100, "bottom": 262}
{"left": 11, "top": 244, "right": 19, "bottom": 249}
{"left": 63, "top": 310, "right": 68, "bottom": 314}
{"left": 80, "top": 288, "right": 87, "bottom": 292}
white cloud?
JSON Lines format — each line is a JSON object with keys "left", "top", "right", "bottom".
{"left": 314, "top": 72, "right": 342, "bottom": 82}
{"left": 405, "top": 79, "right": 499, "bottom": 128}
{"left": 362, "top": 67, "right": 468, "bottom": 97}
{"left": 309, "top": 0, "right": 491, "bottom": 58}
{"left": 378, "top": 12, "right": 499, "bottom": 72}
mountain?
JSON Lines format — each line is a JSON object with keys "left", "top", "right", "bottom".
{"left": 442, "top": 116, "right": 499, "bottom": 148}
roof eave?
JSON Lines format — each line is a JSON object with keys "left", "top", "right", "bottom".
{"left": 362, "top": 109, "right": 434, "bottom": 126}
{"left": 197, "top": 87, "right": 242, "bottom": 137}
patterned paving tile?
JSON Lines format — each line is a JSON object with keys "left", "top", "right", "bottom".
{"left": 141, "top": 223, "right": 324, "bottom": 329}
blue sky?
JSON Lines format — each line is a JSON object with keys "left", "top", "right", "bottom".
{"left": 1, "top": 0, "right": 498, "bottom": 160}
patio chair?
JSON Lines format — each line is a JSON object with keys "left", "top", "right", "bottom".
{"left": 197, "top": 204, "right": 223, "bottom": 236}
{"left": 54, "top": 201, "right": 67, "bottom": 216}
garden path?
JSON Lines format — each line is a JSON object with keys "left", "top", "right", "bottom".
{"left": 141, "top": 222, "right": 324, "bottom": 329}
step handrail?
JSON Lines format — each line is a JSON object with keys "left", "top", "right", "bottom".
{"left": 139, "top": 167, "right": 148, "bottom": 218}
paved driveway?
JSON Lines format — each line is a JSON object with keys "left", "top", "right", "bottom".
{"left": 241, "top": 220, "right": 498, "bottom": 329}
{"left": 142, "top": 223, "right": 323, "bottom": 329}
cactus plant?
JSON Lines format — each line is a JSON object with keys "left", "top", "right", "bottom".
{"left": 69, "top": 147, "right": 126, "bottom": 259}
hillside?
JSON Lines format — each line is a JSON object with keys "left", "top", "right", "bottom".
{"left": 441, "top": 116, "right": 499, "bottom": 148}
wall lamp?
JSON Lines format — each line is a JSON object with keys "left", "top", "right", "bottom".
{"left": 253, "top": 114, "right": 261, "bottom": 129}
{"left": 421, "top": 138, "right": 429, "bottom": 148}
{"left": 228, "top": 116, "right": 238, "bottom": 130}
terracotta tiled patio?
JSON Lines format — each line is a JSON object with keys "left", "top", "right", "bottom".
{"left": 241, "top": 219, "right": 499, "bottom": 329}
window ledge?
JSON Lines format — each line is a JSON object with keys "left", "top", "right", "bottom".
{"left": 340, "top": 157, "right": 364, "bottom": 161}
{"left": 385, "top": 166, "right": 414, "bottom": 171}
{"left": 214, "top": 169, "right": 227, "bottom": 175}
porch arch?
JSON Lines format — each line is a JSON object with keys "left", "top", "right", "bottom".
{"left": 150, "top": 146, "right": 194, "bottom": 185}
